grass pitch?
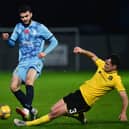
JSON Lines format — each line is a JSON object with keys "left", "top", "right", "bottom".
{"left": 0, "top": 70, "right": 129, "bottom": 129}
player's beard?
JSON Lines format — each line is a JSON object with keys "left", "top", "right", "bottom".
{"left": 22, "top": 19, "right": 32, "bottom": 27}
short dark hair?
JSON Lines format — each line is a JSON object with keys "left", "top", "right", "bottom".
{"left": 18, "top": 5, "right": 32, "bottom": 14}
{"left": 108, "top": 54, "right": 120, "bottom": 68}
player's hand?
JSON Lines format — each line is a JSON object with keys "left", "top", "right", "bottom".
{"left": 73, "top": 46, "right": 83, "bottom": 54}
{"left": 38, "top": 52, "right": 46, "bottom": 58}
{"left": 1, "top": 33, "right": 9, "bottom": 40}
{"left": 119, "top": 113, "right": 128, "bottom": 122}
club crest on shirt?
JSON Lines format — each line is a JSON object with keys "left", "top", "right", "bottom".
{"left": 98, "top": 71, "right": 101, "bottom": 73}
{"left": 24, "top": 29, "right": 29, "bottom": 34}
{"left": 37, "top": 62, "right": 41, "bottom": 67}
{"left": 108, "top": 76, "right": 113, "bottom": 80}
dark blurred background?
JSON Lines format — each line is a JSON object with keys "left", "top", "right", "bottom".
{"left": 0, "top": 0, "right": 129, "bottom": 71}
{"left": 0, "top": 0, "right": 129, "bottom": 32}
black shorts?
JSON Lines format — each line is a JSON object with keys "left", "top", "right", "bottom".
{"left": 63, "top": 90, "right": 91, "bottom": 114}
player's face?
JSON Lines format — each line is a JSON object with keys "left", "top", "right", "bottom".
{"left": 19, "top": 11, "right": 32, "bottom": 25}
{"left": 104, "top": 58, "right": 116, "bottom": 72}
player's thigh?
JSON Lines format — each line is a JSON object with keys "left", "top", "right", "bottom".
{"left": 63, "top": 90, "right": 91, "bottom": 114}
{"left": 51, "top": 99, "right": 65, "bottom": 110}
{"left": 50, "top": 99, "right": 67, "bottom": 117}
{"left": 26, "top": 68, "right": 37, "bottom": 85}
{"left": 13, "top": 63, "right": 27, "bottom": 82}
{"left": 28, "top": 59, "right": 43, "bottom": 76}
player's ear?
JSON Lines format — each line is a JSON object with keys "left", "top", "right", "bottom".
{"left": 112, "top": 65, "right": 117, "bottom": 70}
{"left": 30, "top": 12, "right": 33, "bottom": 18}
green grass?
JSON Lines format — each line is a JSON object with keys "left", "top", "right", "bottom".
{"left": 0, "top": 70, "right": 129, "bottom": 129}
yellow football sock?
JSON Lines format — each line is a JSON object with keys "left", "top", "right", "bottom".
{"left": 26, "top": 114, "right": 50, "bottom": 126}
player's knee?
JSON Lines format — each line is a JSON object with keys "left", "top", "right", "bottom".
{"left": 50, "top": 108, "right": 62, "bottom": 119}
{"left": 50, "top": 112, "right": 57, "bottom": 119}
{"left": 25, "top": 79, "right": 32, "bottom": 85}
{"left": 50, "top": 108, "right": 57, "bottom": 117}
{"left": 10, "top": 84, "right": 20, "bottom": 92}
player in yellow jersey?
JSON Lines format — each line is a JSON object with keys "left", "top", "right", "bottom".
{"left": 14, "top": 46, "right": 128, "bottom": 126}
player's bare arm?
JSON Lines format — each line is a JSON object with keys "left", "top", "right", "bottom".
{"left": 73, "top": 46, "right": 98, "bottom": 62}
{"left": 118, "top": 91, "right": 128, "bottom": 121}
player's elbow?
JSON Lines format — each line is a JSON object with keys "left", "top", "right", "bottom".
{"left": 50, "top": 36, "right": 58, "bottom": 47}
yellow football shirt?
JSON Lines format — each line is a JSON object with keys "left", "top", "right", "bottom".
{"left": 80, "top": 58, "right": 125, "bottom": 106}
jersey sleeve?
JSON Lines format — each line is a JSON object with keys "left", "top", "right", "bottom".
{"left": 43, "top": 36, "right": 58, "bottom": 55}
{"left": 38, "top": 24, "right": 53, "bottom": 40}
{"left": 10, "top": 24, "right": 19, "bottom": 42}
{"left": 114, "top": 76, "right": 126, "bottom": 92}
{"left": 95, "top": 58, "right": 105, "bottom": 68}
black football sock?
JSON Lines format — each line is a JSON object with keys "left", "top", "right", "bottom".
{"left": 13, "top": 90, "right": 27, "bottom": 107}
{"left": 25, "top": 85, "right": 34, "bottom": 111}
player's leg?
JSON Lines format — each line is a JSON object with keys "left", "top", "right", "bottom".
{"left": 25, "top": 68, "right": 37, "bottom": 109}
{"left": 63, "top": 90, "right": 91, "bottom": 124}
{"left": 15, "top": 68, "right": 38, "bottom": 120}
{"left": 24, "top": 68, "right": 38, "bottom": 120}
{"left": 16, "top": 59, "right": 43, "bottom": 120}
{"left": 10, "top": 74, "right": 27, "bottom": 107}
{"left": 10, "top": 74, "right": 31, "bottom": 120}
{"left": 25, "top": 59, "right": 43, "bottom": 108}
{"left": 14, "top": 99, "right": 68, "bottom": 126}
{"left": 51, "top": 99, "right": 66, "bottom": 111}
{"left": 50, "top": 99, "right": 68, "bottom": 118}
{"left": 11, "top": 63, "right": 30, "bottom": 107}
{"left": 14, "top": 90, "right": 90, "bottom": 126}
{"left": 24, "top": 60, "right": 43, "bottom": 120}
{"left": 11, "top": 64, "right": 31, "bottom": 120}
